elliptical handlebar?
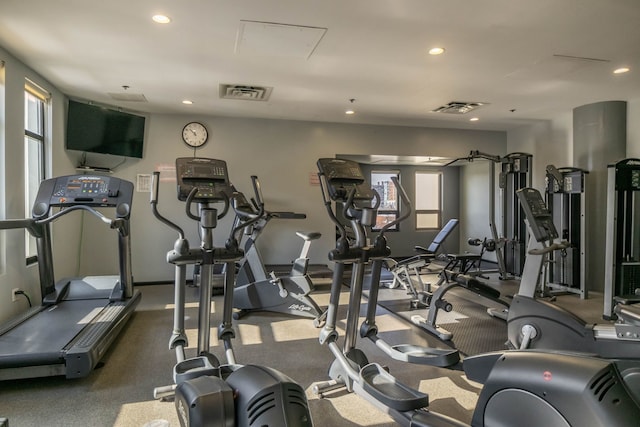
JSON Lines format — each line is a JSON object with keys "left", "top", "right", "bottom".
{"left": 528, "top": 240, "right": 571, "bottom": 255}
{"left": 150, "top": 171, "right": 186, "bottom": 240}
{"left": 318, "top": 172, "right": 347, "bottom": 240}
{"left": 379, "top": 176, "right": 411, "bottom": 235}
{"left": 230, "top": 175, "right": 266, "bottom": 243}
{"left": 342, "top": 187, "right": 381, "bottom": 222}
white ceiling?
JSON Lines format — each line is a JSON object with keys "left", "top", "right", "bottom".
{"left": 1, "top": 0, "right": 639, "bottom": 132}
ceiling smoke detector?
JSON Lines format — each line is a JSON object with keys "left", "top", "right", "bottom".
{"left": 432, "top": 101, "right": 486, "bottom": 114}
{"left": 219, "top": 84, "right": 273, "bottom": 101}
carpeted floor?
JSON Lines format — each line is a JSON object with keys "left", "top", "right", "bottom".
{"left": 373, "top": 272, "right": 511, "bottom": 356}
{"left": 1, "top": 283, "right": 483, "bottom": 427}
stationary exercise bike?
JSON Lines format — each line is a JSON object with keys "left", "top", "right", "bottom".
{"left": 150, "top": 157, "right": 313, "bottom": 427}
{"left": 507, "top": 188, "right": 640, "bottom": 388}
{"left": 312, "top": 158, "right": 640, "bottom": 427}
{"left": 231, "top": 181, "right": 325, "bottom": 326}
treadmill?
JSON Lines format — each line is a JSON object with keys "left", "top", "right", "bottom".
{"left": 0, "top": 174, "right": 141, "bottom": 380}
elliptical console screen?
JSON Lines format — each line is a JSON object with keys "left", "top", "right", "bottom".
{"left": 516, "top": 187, "right": 559, "bottom": 242}
{"left": 176, "top": 157, "right": 233, "bottom": 202}
{"left": 317, "top": 158, "right": 375, "bottom": 201}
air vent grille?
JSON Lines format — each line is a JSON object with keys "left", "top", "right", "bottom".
{"left": 107, "top": 92, "right": 148, "bottom": 102}
{"left": 219, "top": 84, "right": 273, "bottom": 101}
{"left": 246, "top": 390, "right": 276, "bottom": 425}
{"left": 590, "top": 369, "right": 618, "bottom": 402}
{"left": 432, "top": 101, "right": 486, "bottom": 114}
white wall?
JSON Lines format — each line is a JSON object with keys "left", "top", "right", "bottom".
{"left": 84, "top": 115, "right": 506, "bottom": 283}
{"left": 627, "top": 99, "right": 640, "bottom": 158}
{"left": 1, "top": 43, "right": 509, "bottom": 325}
{"left": 506, "top": 103, "right": 640, "bottom": 293}
{"left": 507, "top": 114, "right": 572, "bottom": 189}
{"left": 0, "top": 46, "right": 74, "bottom": 323}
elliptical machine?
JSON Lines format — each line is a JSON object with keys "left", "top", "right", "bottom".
{"left": 507, "top": 187, "right": 640, "bottom": 393}
{"left": 313, "top": 158, "right": 640, "bottom": 427}
{"left": 231, "top": 181, "right": 325, "bottom": 326}
{"left": 150, "top": 157, "right": 313, "bottom": 427}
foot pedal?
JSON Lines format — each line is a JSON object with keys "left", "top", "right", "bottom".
{"left": 357, "top": 363, "right": 428, "bottom": 412}
{"left": 391, "top": 344, "right": 459, "bottom": 367}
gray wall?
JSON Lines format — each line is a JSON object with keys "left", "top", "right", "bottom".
{"left": 97, "top": 115, "right": 505, "bottom": 283}
{"left": 358, "top": 163, "right": 461, "bottom": 258}
{"left": 574, "top": 101, "right": 627, "bottom": 293}
{"left": 1, "top": 42, "right": 508, "bottom": 323}
{"left": 507, "top": 101, "right": 640, "bottom": 293}
{"left": 8, "top": 39, "right": 640, "bottom": 324}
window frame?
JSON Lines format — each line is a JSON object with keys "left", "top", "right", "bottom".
{"left": 24, "top": 81, "right": 48, "bottom": 265}
{"left": 370, "top": 169, "right": 400, "bottom": 231}
{"left": 415, "top": 170, "right": 442, "bottom": 230}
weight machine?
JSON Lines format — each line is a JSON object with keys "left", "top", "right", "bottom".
{"left": 604, "top": 158, "right": 640, "bottom": 319}
{"left": 544, "top": 165, "right": 588, "bottom": 299}
{"left": 501, "top": 152, "right": 533, "bottom": 277}
{"left": 444, "top": 150, "right": 531, "bottom": 280}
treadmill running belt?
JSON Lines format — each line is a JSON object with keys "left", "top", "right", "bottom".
{"left": 0, "top": 299, "right": 109, "bottom": 367}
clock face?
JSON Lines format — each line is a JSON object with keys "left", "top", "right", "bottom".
{"left": 182, "top": 122, "right": 208, "bottom": 148}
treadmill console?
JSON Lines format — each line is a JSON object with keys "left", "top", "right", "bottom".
{"left": 317, "top": 158, "right": 375, "bottom": 202}
{"left": 32, "top": 175, "right": 134, "bottom": 219}
{"left": 516, "top": 187, "right": 558, "bottom": 243}
{"left": 175, "top": 157, "right": 233, "bottom": 202}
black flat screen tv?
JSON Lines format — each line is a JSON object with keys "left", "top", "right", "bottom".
{"left": 66, "top": 99, "right": 146, "bottom": 159}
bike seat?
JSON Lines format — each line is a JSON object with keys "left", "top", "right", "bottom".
{"left": 296, "top": 231, "right": 321, "bottom": 241}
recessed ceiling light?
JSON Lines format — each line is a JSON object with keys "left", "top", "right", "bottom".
{"left": 614, "top": 67, "right": 630, "bottom": 74}
{"left": 345, "top": 110, "right": 355, "bottom": 115}
{"left": 429, "top": 47, "right": 445, "bottom": 55}
{"left": 152, "top": 14, "right": 171, "bottom": 24}
{"left": 469, "top": 117, "right": 479, "bottom": 122}
{"left": 182, "top": 100, "right": 193, "bottom": 105}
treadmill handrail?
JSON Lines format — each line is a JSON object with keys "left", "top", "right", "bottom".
{"left": 0, "top": 205, "right": 120, "bottom": 237}
{"left": 38, "top": 205, "right": 114, "bottom": 227}
{"left": 0, "top": 218, "right": 43, "bottom": 238}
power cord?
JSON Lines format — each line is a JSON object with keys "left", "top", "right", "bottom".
{"left": 15, "top": 290, "right": 32, "bottom": 307}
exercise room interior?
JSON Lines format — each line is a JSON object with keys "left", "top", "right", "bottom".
{"left": 1, "top": 1, "right": 640, "bottom": 426}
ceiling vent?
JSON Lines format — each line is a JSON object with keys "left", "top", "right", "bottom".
{"left": 108, "top": 92, "right": 148, "bottom": 102}
{"left": 432, "top": 101, "right": 486, "bottom": 114}
{"left": 219, "top": 84, "right": 273, "bottom": 101}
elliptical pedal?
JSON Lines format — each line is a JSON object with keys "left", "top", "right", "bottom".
{"left": 356, "top": 363, "right": 429, "bottom": 412}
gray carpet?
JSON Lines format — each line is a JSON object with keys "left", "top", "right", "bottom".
{"left": 1, "top": 284, "right": 482, "bottom": 426}
{"left": 375, "top": 285, "right": 509, "bottom": 356}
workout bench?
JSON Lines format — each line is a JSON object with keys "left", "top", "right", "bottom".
{"left": 383, "top": 219, "right": 459, "bottom": 307}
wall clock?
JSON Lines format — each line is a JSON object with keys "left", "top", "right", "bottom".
{"left": 182, "top": 122, "right": 209, "bottom": 148}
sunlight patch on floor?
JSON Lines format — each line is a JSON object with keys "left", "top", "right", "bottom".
{"left": 184, "top": 327, "right": 220, "bottom": 348}
{"left": 374, "top": 313, "right": 412, "bottom": 332}
{"left": 115, "top": 400, "right": 177, "bottom": 426}
{"left": 418, "top": 377, "right": 479, "bottom": 410}
{"left": 164, "top": 301, "right": 212, "bottom": 310}
{"left": 305, "top": 385, "right": 394, "bottom": 425}
{"left": 270, "top": 318, "right": 323, "bottom": 341}
{"left": 237, "top": 323, "right": 263, "bottom": 345}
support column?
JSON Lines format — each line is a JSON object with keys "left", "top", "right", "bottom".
{"left": 573, "top": 100, "right": 626, "bottom": 293}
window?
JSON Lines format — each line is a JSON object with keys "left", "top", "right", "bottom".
{"left": 371, "top": 170, "right": 399, "bottom": 231}
{"left": 0, "top": 60, "right": 5, "bottom": 220}
{"left": 24, "top": 81, "right": 47, "bottom": 263}
{"left": 415, "top": 171, "right": 441, "bottom": 229}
